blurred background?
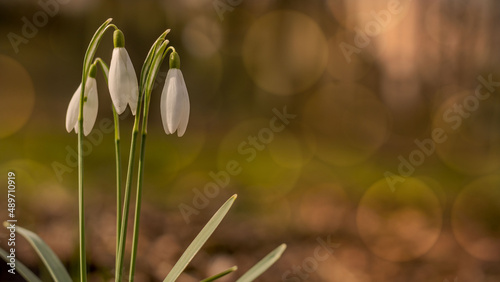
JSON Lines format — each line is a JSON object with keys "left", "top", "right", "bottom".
{"left": 1, "top": 0, "right": 500, "bottom": 281}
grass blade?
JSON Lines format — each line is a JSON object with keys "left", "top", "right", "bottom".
{"left": 236, "top": 244, "right": 287, "bottom": 282}
{"left": 163, "top": 195, "right": 237, "bottom": 282}
{"left": 6, "top": 223, "right": 72, "bottom": 282}
{"left": 200, "top": 266, "right": 238, "bottom": 282}
{"left": 0, "top": 247, "right": 42, "bottom": 282}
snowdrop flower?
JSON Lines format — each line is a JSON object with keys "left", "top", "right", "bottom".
{"left": 65, "top": 64, "right": 98, "bottom": 136}
{"left": 108, "top": 29, "right": 139, "bottom": 115}
{"left": 160, "top": 51, "right": 190, "bottom": 137}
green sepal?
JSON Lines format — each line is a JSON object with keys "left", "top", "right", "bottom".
{"left": 169, "top": 51, "right": 180, "bottom": 69}
{"left": 113, "top": 29, "right": 125, "bottom": 48}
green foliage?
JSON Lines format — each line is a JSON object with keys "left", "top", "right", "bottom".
{"left": 4, "top": 19, "right": 285, "bottom": 282}
{"left": 164, "top": 195, "right": 237, "bottom": 282}
{"left": 5, "top": 223, "right": 72, "bottom": 282}
{"left": 0, "top": 246, "right": 42, "bottom": 282}
{"left": 200, "top": 266, "right": 238, "bottom": 282}
{"left": 236, "top": 244, "right": 287, "bottom": 282}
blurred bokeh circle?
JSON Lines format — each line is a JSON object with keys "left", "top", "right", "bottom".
{"left": 243, "top": 10, "right": 328, "bottom": 96}
{"left": 182, "top": 16, "right": 222, "bottom": 58}
{"left": 296, "top": 182, "right": 351, "bottom": 234}
{"left": 327, "top": 33, "right": 374, "bottom": 82}
{"left": 327, "top": 0, "right": 414, "bottom": 31}
{"left": 268, "top": 125, "right": 316, "bottom": 170}
{"left": 451, "top": 175, "right": 500, "bottom": 261}
{"left": 432, "top": 90, "right": 500, "bottom": 175}
{"left": 356, "top": 177, "right": 443, "bottom": 262}
{"left": 217, "top": 118, "right": 300, "bottom": 200}
{"left": 303, "top": 82, "right": 390, "bottom": 166}
{"left": 0, "top": 55, "right": 35, "bottom": 139}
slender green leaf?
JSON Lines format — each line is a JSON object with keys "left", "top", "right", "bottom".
{"left": 139, "top": 39, "right": 160, "bottom": 91}
{"left": 139, "top": 29, "right": 170, "bottom": 91}
{"left": 144, "top": 40, "right": 169, "bottom": 97}
{"left": 0, "top": 247, "right": 42, "bottom": 282}
{"left": 236, "top": 244, "right": 287, "bottom": 282}
{"left": 10, "top": 224, "right": 72, "bottom": 282}
{"left": 82, "top": 18, "right": 113, "bottom": 79}
{"left": 200, "top": 266, "right": 238, "bottom": 282}
{"left": 163, "top": 195, "right": 237, "bottom": 282}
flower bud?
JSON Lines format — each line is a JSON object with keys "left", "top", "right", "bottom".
{"left": 169, "top": 51, "right": 180, "bottom": 69}
{"left": 113, "top": 29, "right": 125, "bottom": 48}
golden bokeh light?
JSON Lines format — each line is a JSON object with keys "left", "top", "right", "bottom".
{"left": 303, "top": 82, "right": 390, "bottom": 166}
{"left": 0, "top": 55, "right": 35, "bottom": 139}
{"left": 268, "top": 126, "right": 315, "bottom": 170}
{"left": 319, "top": 258, "right": 369, "bottom": 282}
{"left": 182, "top": 16, "right": 222, "bottom": 58}
{"left": 327, "top": 0, "right": 414, "bottom": 31}
{"left": 243, "top": 10, "right": 328, "bottom": 96}
{"left": 217, "top": 118, "right": 300, "bottom": 199}
{"left": 451, "top": 175, "right": 500, "bottom": 261}
{"left": 356, "top": 178, "right": 442, "bottom": 262}
{"left": 432, "top": 91, "right": 500, "bottom": 175}
{"left": 146, "top": 129, "right": 207, "bottom": 190}
{"left": 267, "top": 131, "right": 304, "bottom": 169}
{"left": 1, "top": 1, "right": 498, "bottom": 279}
{"left": 297, "top": 183, "right": 351, "bottom": 234}
{"left": 327, "top": 33, "right": 374, "bottom": 82}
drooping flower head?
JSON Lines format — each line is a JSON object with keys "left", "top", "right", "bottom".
{"left": 108, "top": 29, "right": 139, "bottom": 115}
{"left": 160, "top": 50, "right": 190, "bottom": 137}
{"left": 65, "top": 64, "right": 99, "bottom": 136}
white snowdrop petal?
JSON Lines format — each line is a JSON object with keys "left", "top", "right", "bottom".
{"left": 163, "top": 70, "right": 177, "bottom": 133}
{"left": 108, "top": 48, "right": 128, "bottom": 114}
{"left": 66, "top": 84, "right": 82, "bottom": 133}
{"left": 83, "top": 78, "right": 99, "bottom": 136}
{"left": 160, "top": 67, "right": 190, "bottom": 136}
{"left": 128, "top": 95, "right": 138, "bottom": 116}
{"left": 176, "top": 93, "right": 189, "bottom": 137}
{"left": 166, "top": 71, "right": 183, "bottom": 134}
{"left": 176, "top": 72, "right": 190, "bottom": 137}
{"left": 160, "top": 72, "right": 172, "bottom": 134}
{"left": 122, "top": 48, "right": 139, "bottom": 116}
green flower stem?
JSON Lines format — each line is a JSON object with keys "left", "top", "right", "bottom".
{"left": 165, "top": 46, "right": 176, "bottom": 57}
{"left": 114, "top": 41, "right": 159, "bottom": 281}
{"left": 113, "top": 108, "right": 122, "bottom": 261}
{"left": 77, "top": 18, "right": 114, "bottom": 282}
{"left": 115, "top": 32, "right": 169, "bottom": 282}
{"left": 128, "top": 40, "right": 169, "bottom": 282}
{"left": 115, "top": 100, "right": 142, "bottom": 282}
{"left": 128, "top": 88, "right": 151, "bottom": 282}
{"left": 128, "top": 122, "right": 147, "bottom": 282}
{"left": 77, "top": 113, "right": 86, "bottom": 282}
{"left": 94, "top": 58, "right": 123, "bottom": 264}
